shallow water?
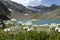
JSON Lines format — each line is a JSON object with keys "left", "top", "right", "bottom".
{"left": 3, "top": 20, "right": 60, "bottom": 25}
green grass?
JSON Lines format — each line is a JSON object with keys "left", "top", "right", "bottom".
{"left": 0, "top": 28, "right": 60, "bottom": 40}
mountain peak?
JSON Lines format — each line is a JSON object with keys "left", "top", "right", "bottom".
{"left": 51, "top": 4, "right": 57, "bottom": 7}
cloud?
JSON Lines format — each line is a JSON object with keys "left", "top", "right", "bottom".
{"left": 11, "top": 0, "right": 42, "bottom": 6}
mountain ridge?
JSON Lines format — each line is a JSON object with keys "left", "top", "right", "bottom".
{"left": 0, "top": 0, "right": 60, "bottom": 19}
{"left": 2, "top": 0, "right": 59, "bottom": 13}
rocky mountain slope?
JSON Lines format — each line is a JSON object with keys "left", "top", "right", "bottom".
{"left": 2, "top": 0, "right": 58, "bottom": 13}
{"left": 0, "top": 0, "right": 60, "bottom": 20}
{"left": 2, "top": 1, "right": 29, "bottom": 13}
{"left": 30, "top": 7, "right": 60, "bottom": 19}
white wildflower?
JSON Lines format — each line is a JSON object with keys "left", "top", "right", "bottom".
{"left": 18, "top": 21, "right": 25, "bottom": 26}
{"left": 4, "top": 28, "right": 8, "bottom": 32}
{"left": 11, "top": 18, "right": 17, "bottom": 21}
{"left": 27, "top": 28, "right": 34, "bottom": 31}
{"left": 18, "top": 21, "right": 23, "bottom": 24}
{"left": 23, "top": 27, "right": 28, "bottom": 29}
{"left": 25, "top": 21, "right": 33, "bottom": 26}
{"left": 50, "top": 23, "right": 58, "bottom": 27}
{"left": 4, "top": 28, "right": 10, "bottom": 32}
{"left": 44, "top": 24, "right": 48, "bottom": 26}
{"left": 33, "top": 25, "right": 39, "bottom": 27}
{"left": 54, "top": 26, "right": 60, "bottom": 32}
{"left": 58, "top": 28, "right": 60, "bottom": 32}
{"left": 22, "top": 23, "right": 25, "bottom": 25}
{"left": 55, "top": 27, "right": 58, "bottom": 31}
{"left": 31, "top": 19, "right": 37, "bottom": 22}
{"left": 4, "top": 27, "right": 20, "bottom": 33}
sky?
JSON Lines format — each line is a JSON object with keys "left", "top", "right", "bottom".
{"left": 11, "top": 0, "right": 60, "bottom": 6}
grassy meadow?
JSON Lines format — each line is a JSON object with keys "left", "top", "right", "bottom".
{"left": 0, "top": 19, "right": 60, "bottom": 40}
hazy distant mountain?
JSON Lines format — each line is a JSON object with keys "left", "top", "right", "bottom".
{"left": 28, "top": 4, "right": 58, "bottom": 13}
{"left": 48, "top": 4, "right": 58, "bottom": 11}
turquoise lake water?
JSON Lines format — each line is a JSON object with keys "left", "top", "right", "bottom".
{"left": 3, "top": 20, "right": 60, "bottom": 25}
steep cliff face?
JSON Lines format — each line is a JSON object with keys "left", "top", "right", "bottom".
{"left": 2, "top": 1, "right": 29, "bottom": 13}
{"left": 0, "top": 1, "right": 10, "bottom": 15}
{"left": 0, "top": 1, "right": 10, "bottom": 20}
